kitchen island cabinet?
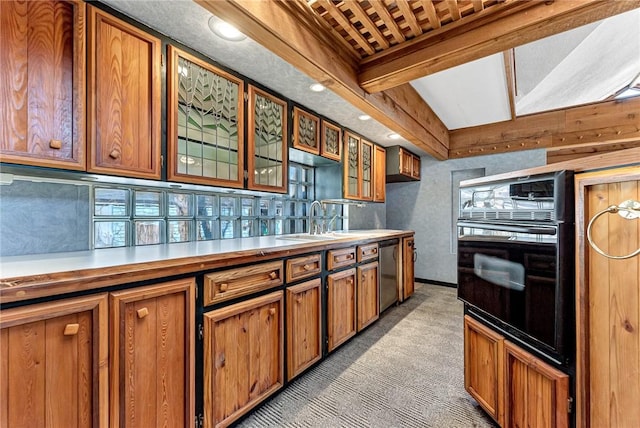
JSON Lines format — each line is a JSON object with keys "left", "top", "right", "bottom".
{"left": 0, "top": 294, "right": 108, "bottom": 427}
{"left": 203, "top": 291, "right": 284, "bottom": 428}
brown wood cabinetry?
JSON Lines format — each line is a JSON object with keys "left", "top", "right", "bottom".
{"left": 203, "top": 260, "right": 283, "bottom": 306}
{"left": 357, "top": 243, "right": 379, "bottom": 262}
{"left": 0, "top": 0, "right": 86, "bottom": 170}
{"left": 343, "top": 132, "right": 379, "bottom": 201}
{"left": 109, "top": 278, "right": 195, "bottom": 428}
{"left": 464, "top": 315, "right": 504, "bottom": 425}
{"left": 504, "top": 341, "right": 569, "bottom": 428}
{"left": 386, "top": 146, "right": 421, "bottom": 182}
{"left": 203, "top": 291, "right": 284, "bottom": 428}
{"left": 286, "top": 254, "right": 321, "bottom": 283}
{"left": 0, "top": 294, "right": 108, "bottom": 427}
{"left": 327, "top": 268, "right": 357, "bottom": 352}
{"left": 292, "top": 107, "right": 320, "bottom": 155}
{"left": 402, "top": 236, "right": 415, "bottom": 300}
{"left": 463, "top": 315, "right": 569, "bottom": 428}
{"left": 575, "top": 166, "right": 640, "bottom": 428}
{"left": 286, "top": 279, "right": 322, "bottom": 381}
{"left": 87, "top": 5, "right": 161, "bottom": 179}
{"left": 357, "top": 262, "right": 379, "bottom": 331}
{"left": 327, "top": 246, "right": 356, "bottom": 270}
{"left": 321, "top": 120, "right": 341, "bottom": 161}
{"left": 374, "top": 145, "right": 387, "bottom": 202}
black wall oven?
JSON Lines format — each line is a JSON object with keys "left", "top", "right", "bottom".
{"left": 457, "top": 171, "right": 574, "bottom": 365}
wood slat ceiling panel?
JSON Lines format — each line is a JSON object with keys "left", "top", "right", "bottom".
{"left": 307, "top": 0, "right": 502, "bottom": 59}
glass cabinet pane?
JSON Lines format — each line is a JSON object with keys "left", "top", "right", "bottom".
{"left": 167, "top": 46, "right": 244, "bottom": 188}
{"left": 321, "top": 121, "right": 342, "bottom": 161}
{"left": 247, "top": 85, "right": 287, "bottom": 193}
{"left": 361, "top": 140, "right": 373, "bottom": 200}
{"left": 292, "top": 107, "right": 320, "bottom": 155}
{"left": 344, "top": 132, "right": 360, "bottom": 199}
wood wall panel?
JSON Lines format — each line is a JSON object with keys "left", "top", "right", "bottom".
{"left": 576, "top": 168, "right": 640, "bottom": 427}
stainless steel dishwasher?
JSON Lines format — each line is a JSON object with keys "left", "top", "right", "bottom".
{"left": 379, "top": 239, "right": 399, "bottom": 312}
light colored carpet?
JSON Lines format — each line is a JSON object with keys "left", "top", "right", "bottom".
{"left": 237, "top": 283, "right": 497, "bottom": 428}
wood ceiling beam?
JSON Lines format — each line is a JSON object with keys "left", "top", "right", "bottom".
{"left": 349, "top": 1, "right": 390, "bottom": 50}
{"left": 317, "top": 0, "right": 375, "bottom": 55}
{"left": 194, "top": 0, "right": 449, "bottom": 159}
{"left": 503, "top": 49, "right": 516, "bottom": 121}
{"left": 368, "top": 1, "right": 405, "bottom": 44}
{"left": 447, "top": 0, "right": 462, "bottom": 21}
{"left": 449, "top": 96, "right": 640, "bottom": 159}
{"left": 419, "top": 0, "right": 441, "bottom": 30}
{"left": 359, "top": 0, "right": 640, "bottom": 93}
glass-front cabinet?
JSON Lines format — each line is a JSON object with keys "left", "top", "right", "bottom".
{"left": 321, "top": 121, "right": 342, "bottom": 161}
{"left": 292, "top": 107, "right": 320, "bottom": 155}
{"left": 361, "top": 139, "right": 373, "bottom": 201}
{"left": 167, "top": 46, "right": 244, "bottom": 188}
{"left": 248, "top": 85, "right": 288, "bottom": 193}
{"left": 344, "top": 132, "right": 361, "bottom": 199}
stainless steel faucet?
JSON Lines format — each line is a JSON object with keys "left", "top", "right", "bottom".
{"left": 309, "top": 200, "right": 323, "bottom": 235}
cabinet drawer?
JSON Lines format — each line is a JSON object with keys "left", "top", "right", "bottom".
{"left": 286, "top": 254, "right": 321, "bottom": 283}
{"left": 357, "top": 243, "right": 379, "bottom": 262}
{"left": 204, "top": 260, "right": 283, "bottom": 306}
{"left": 327, "top": 247, "right": 356, "bottom": 270}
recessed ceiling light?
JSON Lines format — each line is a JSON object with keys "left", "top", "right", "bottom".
{"left": 208, "top": 16, "right": 246, "bottom": 42}
{"left": 358, "top": 114, "right": 371, "bottom": 121}
{"left": 387, "top": 133, "right": 401, "bottom": 140}
{"left": 309, "top": 83, "right": 325, "bottom": 92}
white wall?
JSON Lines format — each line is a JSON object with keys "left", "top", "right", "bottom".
{"left": 385, "top": 150, "right": 547, "bottom": 284}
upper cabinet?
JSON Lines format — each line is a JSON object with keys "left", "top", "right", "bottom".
{"left": 321, "top": 121, "right": 342, "bottom": 161}
{"left": 292, "top": 107, "right": 320, "bottom": 155}
{"left": 247, "top": 85, "right": 288, "bottom": 193}
{"left": 0, "top": 0, "right": 86, "bottom": 170}
{"left": 87, "top": 5, "right": 161, "bottom": 179}
{"left": 343, "top": 132, "right": 375, "bottom": 201}
{"left": 373, "top": 145, "right": 386, "bottom": 202}
{"left": 386, "top": 146, "right": 421, "bottom": 183}
{"left": 167, "top": 46, "right": 244, "bottom": 188}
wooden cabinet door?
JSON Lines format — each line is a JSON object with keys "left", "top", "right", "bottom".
{"left": 204, "top": 291, "right": 284, "bottom": 428}
{"left": 575, "top": 168, "right": 640, "bottom": 428}
{"left": 292, "top": 107, "right": 320, "bottom": 155}
{"left": 320, "top": 120, "right": 341, "bottom": 161}
{"left": 87, "top": 5, "right": 161, "bottom": 179}
{"left": 110, "top": 278, "right": 195, "bottom": 428}
{"left": 357, "top": 262, "right": 379, "bottom": 331}
{"left": 373, "top": 145, "right": 386, "bottom": 202}
{"left": 0, "top": 0, "right": 86, "bottom": 170}
{"left": 402, "top": 236, "right": 415, "bottom": 300}
{"left": 411, "top": 154, "right": 421, "bottom": 179}
{"left": 504, "top": 341, "right": 569, "bottom": 428}
{"left": 247, "top": 85, "right": 288, "bottom": 192}
{"left": 399, "top": 148, "right": 413, "bottom": 176}
{"left": 327, "top": 268, "right": 357, "bottom": 352}
{"left": 343, "top": 132, "right": 361, "bottom": 199}
{"left": 360, "top": 139, "right": 374, "bottom": 201}
{"left": 464, "top": 315, "right": 504, "bottom": 425}
{"left": 286, "top": 279, "right": 322, "bottom": 381}
{"left": 0, "top": 294, "right": 108, "bottom": 428}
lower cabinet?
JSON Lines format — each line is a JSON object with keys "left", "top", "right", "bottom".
{"left": 463, "top": 315, "right": 570, "bottom": 428}
{"left": 327, "top": 268, "right": 357, "bottom": 352}
{"left": 203, "top": 290, "right": 284, "bottom": 428}
{"left": 464, "top": 315, "right": 503, "bottom": 425}
{"left": 357, "top": 261, "right": 379, "bottom": 331}
{"left": 286, "top": 279, "right": 322, "bottom": 381}
{"left": 110, "top": 278, "right": 195, "bottom": 427}
{"left": 0, "top": 294, "right": 109, "bottom": 427}
{"left": 402, "top": 236, "right": 415, "bottom": 301}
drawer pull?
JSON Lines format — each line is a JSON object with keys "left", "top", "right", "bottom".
{"left": 63, "top": 323, "right": 79, "bottom": 336}
{"left": 109, "top": 149, "right": 121, "bottom": 159}
{"left": 296, "top": 296, "right": 302, "bottom": 303}
{"left": 49, "top": 139, "right": 62, "bottom": 149}
{"left": 268, "top": 307, "right": 276, "bottom": 316}
{"left": 303, "top": 264, "right": 312, "bottom": 271}
{"left": 269, "top": 271, "right": 278, "bottom": 280}
{"left": 137, "top": 307, "right": 149, "bottom": 319}
{"left": 372, "top": 248, "right": 378, "bottom": 254}
{"left": 219, "top": 283, "right": 228, "bottom": 292}
{"left": 346, "top": 254, "right": 354, "bottom": 260}
{"left": 347, "top": 278, "right": 353, "bottom": 285}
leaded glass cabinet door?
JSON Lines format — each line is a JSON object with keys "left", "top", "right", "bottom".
{"left": 292, "top": 107, "right": 320, "bottom": 155}
{"left": 343, "top": 132, "right": 361, "bottom": 199}
{"left": 167, "top": 46, "right": 244, "bottom": 188}
{"left": 248, "top": 85, "right": 288, "bottom": 193}
{"left": 361, "top": 139, "right": 373, "bottom": 201}
{"left": 321, "top": 121, "right": 342, "bottom": 161}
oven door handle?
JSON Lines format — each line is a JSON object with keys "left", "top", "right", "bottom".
{"left": 457, "top": 221, "right": 557, "bottom": 236}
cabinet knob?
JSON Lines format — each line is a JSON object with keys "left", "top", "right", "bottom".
{"left": 347, "top": 278, "right": 353, "bottom": 285}
{"left": 295, "top": 296, "right": 302, "bottom": 303}
{"left": 49, "top": 139, "right": 62, "bottom": 150}
{"left": 269, "top": 271, "right": 278, "bottom": 280}
{"left": 372, "top": 248, "right": 378, "bottom": 254}
{"left": 303, "top": 264, "right": 312, "bottom": 271}
{"left": 109, "top": 149, "right": 121, "bottom": 159}
{"left": 268, "top": 307, "right": 276, "bottom": 316}
{"left": 63, "top": 323, "right": 79, "bottom": 336}
{"left": 219, "top": 283, "right": 228, "bottom": 292}
{"left": 346, "top": 254, "right": 354, "bottom": 260}
{"left": 137, "top": 307, "right": 149, "bottom": 319}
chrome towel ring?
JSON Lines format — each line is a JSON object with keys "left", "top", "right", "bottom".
{"left": 586, "top": 199, "right": 640, "bottom": 260}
